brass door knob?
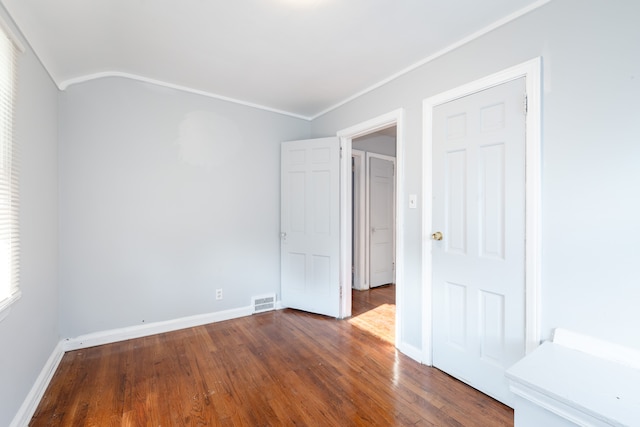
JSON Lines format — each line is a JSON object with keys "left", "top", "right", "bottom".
{"left": 431, "top": 231, "right": 443, "bottom": 241}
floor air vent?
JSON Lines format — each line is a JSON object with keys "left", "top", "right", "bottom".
{"left": 252, "top": 294, "right": 276, "bottom": 314}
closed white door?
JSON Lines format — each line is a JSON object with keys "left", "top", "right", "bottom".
{"left": 368, "top": 154, "right": 395, "bottom": 287}
{"left": 432, "top": 77, "right": 526, "bottom": 405}
{"left": 281, "top": 137, "right": 340, "bottom": 317}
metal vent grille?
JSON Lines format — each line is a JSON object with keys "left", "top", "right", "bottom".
{"left": 252, "top": 294, "right": 276, "bottom": 314}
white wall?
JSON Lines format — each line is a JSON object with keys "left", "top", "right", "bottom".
{"left": 311, "top": 0, "right": 640, "bottom": 351}
{"left": 353, "top": 132, "right": 396, "bottom": 156}
{"left": 0, "top": 5, "right": 59, "bottom": 426}
{"left": 59, "top": 77, "right": 310, "bottom": 338}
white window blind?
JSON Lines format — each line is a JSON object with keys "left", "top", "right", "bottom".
{"left": 0, "top": 21, "right": 19, "bottom": 306}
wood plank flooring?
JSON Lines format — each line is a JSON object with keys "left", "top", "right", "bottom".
{"left": 31, "top": 285, "right": 513, "bottom": 426}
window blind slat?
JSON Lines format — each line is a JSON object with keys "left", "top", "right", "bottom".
{"left": 0, "top": 23, "right": 19, "bottom": 301}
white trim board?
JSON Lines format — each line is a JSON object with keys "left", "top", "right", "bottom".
{"left": 9, "top": 341, "right": 65, "bottom": 427}
{"left": 337, "top": 108, "right": 406, "bottom": 357}
{"left": 59, "top": 72, "right": 311, "bottom": 121}
{"left": 351, "top": 149, "right": 367, "bottom": 291}
{"left": 397, "top": 342, "right": 424, "bottom": 364}
{"left": 63, "top": 305, "right": 257, "bottom": 351}
{"left": 421, "top": 57, "right": 542, "bottom": 364}
{"left": 0, "top": 290, "right": 21, "bottom": 322}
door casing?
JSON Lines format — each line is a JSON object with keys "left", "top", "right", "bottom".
{"left": 351, "top": 149, "right": 366, "bottom": 291}
{"left": 422, "top": 58, "right": 542, "bottom": 364}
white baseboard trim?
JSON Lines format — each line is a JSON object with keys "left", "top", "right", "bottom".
{"left": 398, "top": 341, "right": 426, "bottom": 364}
{"left": 10, "top": 341, "right": 65, "bottom": 427}
{"left": 63, "top": 305, "right": 254, "bottom": 351}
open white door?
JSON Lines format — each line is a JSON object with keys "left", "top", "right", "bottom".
{"left": 281, "top": 137, "right": 340, "bottom": 317}
{"left": 431, "top": 77, "right": 527, "bottom": 405}
{"left": 368, "top": 154, "right": 395, "bottom": 287}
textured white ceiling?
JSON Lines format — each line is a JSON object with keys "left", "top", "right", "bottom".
{"left": 1, "top": 0, "right": 546, "bottom": 119}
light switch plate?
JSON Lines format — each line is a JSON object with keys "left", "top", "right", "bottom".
{"left": 409, "top": 194, "right": 417, "bottom": 209}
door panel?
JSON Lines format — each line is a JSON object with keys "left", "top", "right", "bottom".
{"left": 445, "top": 149, "right": 467, "bottom": 255}
{"left": 479, "top": 144, "right": 506, "bottom": 260}
{"left": 432, "top": 77, "right": 526, "bottom": 405}
{"left": 281, "top": 137, "right": 340, "bottom": 317}
{"left": 368, "top": 155, "right": 395, "bottom": 287}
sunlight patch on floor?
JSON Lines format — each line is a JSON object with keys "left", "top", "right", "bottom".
{"left": 348, "top": 303, "right": 395, "bottom": 345}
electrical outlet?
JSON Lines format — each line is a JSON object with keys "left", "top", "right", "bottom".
{"left": 215, "top": 289, "right": 223, "bottom": 300}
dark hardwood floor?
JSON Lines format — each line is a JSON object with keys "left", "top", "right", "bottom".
{"left": 31, "top": 285, "right": 513, "bottom": 426}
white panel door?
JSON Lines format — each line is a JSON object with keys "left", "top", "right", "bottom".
{"left": 368, "top": 155, "right": 395, "bottom": 287}
{"left": 281, "top": 137, "right": 340, "bottom": 317}
{"left": 432, "top": 77, "right": 526, "bottom": 405}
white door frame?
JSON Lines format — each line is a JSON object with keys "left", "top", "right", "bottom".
{"left": 422, "top": 58, "right": 542, "bottom": 365}
{"left": 366, "top": 152, "right": 397, "bottom": 288}
{"left": 337, "top": 109, "right": 404, "bottom": 349}
{"left": 352, "top": 149, "right": 367, "bottom": 291}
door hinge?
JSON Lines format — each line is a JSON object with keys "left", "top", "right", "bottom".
{"left": 340, "top": 146, "right": 343, "bottom": 158}
{"left": 523, "top": 94, "right": 528, "bottom": 114}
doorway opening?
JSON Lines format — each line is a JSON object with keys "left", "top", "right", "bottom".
{"left": 352, "top": 128, "right": 397, "bottom": 291}
{"left": 350, "top": 127, "right": 397, "bottom": 342}
{"left": 337, "top": 109, "right": 404, "bottom": 350}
